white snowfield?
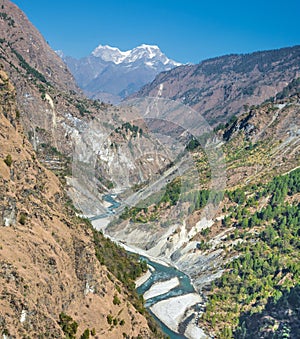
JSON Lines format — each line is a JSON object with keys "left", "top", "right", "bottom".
{"left": 144, "top": 277, "right": 179, "bottom": 300}
{"left": 91, "top": 43, "right": 181, "bottom": 66}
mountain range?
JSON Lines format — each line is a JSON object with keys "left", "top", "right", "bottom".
{"left": 62, "top": 44, "right": 181, "bottom": 103}
{"left": 1, "top": 0, "right": 300, "bottom": 338}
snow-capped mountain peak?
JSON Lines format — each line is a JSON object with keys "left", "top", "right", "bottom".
{"left": 63, "top": 43, "right": 182, "bottom": 104}
{"left": 91, "top": 43, "right": 181, "bottom": 67}
{"left": 134, "top": 44, "right": 160, "bottom": 58}
{"left": 92, "top": 44, "right": 130, "bottom": 64}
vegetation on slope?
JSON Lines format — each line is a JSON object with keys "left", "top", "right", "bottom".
{"left": 80, "top": 218, "right": 167, "bottom": 338}
{"left": 200, "top": 169, "right": 300, "bottom": 338}
{"left": 111, "top": 81, "right": 300, "bottom": 338}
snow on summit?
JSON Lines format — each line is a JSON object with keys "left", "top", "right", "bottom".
{"left": 92, "top": 45, "right": 130, "bottom": 64}
{"left": 63, "top": 43, "right": 182, "bottom": 104}
{"left": 92, "top": 44, "right": 181, "bottom": 67}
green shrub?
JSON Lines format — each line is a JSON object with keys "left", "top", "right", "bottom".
{"left": 19, "top": 213, "right": 26, "bottom": 225}
{"left": 113, "top": 294, "right": 121, "bottom": 305}
{"left": 58, "top": 312, "right": 78, "bottom": 339}
{"left": 16, "top": 109, "right": 20, "bottom": 120}
{"left": 106, "top": 314, "right": 113, "bottom": 325}
{"left": 4, "top": 154, "right": 12, "bottom": 167}
{"left": 80, "top": 329, "right": 90, "bottom": 339}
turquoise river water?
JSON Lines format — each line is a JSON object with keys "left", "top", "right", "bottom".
{"left": 137, "top": 256, "right": 199, "bottom": 339}
{"left": 90, "top": 195, "right": 199, "bottom": 338}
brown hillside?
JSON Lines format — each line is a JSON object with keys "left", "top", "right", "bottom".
{"left": 0, "top": 71, "right": 154, "bottom": 338}
{"left": 133, "top": 46, "right": 300, "bottom": 127}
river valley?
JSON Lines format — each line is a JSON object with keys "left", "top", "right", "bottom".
{"left": 90, "top": 194, "right": 209, "bottom": 338}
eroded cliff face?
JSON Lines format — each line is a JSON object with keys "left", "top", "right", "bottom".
{"left": 0, "top": 71, "right": 155, "bottom": 338}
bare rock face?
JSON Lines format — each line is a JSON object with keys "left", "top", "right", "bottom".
{"left": 0, "top": 70, "right": 155, "bottom": 337}
{"left": 133, "top": 46, "right": 300, "bottom": 127}
{"left": 1, "top": 197, "right": 17, "bottom": 227}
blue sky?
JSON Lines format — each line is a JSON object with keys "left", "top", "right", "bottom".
{"left": 13, "top": 0, "right": 300, "bottom": 64}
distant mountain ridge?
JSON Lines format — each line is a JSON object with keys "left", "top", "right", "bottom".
{"left": 62, "top": 44, "right": 181, "bottom": 103}
{"left": 133, "top": 45, "right": 300, "bottom": 126}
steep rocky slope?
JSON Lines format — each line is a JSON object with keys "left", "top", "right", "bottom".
{"left": 0, "top": 0, "right": 170, "bottom": 197}
{"left": 0, "top": 71, "right": 160, "bottom": 337}
{"left": 0, "top": 0, "right": 118, "bottom": 154}
{"left": 133, "top": 45, "right": 300, "bottom": 126}
{"left": 0, "top": 0, "right": 78, "bottom": 91}
{"left": 0, "top": 0, "right": 90, "bottom": 153}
